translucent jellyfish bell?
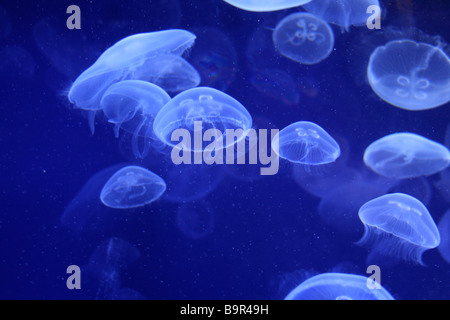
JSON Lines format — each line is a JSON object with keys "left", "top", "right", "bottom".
{"left": 100, "top": 80, "right": 171, "bottom": 158}
{"left": 358, "top": 193, "right": 440, "bottom": 264}
{"left": 100, "top": 166, "right": 166, "bottom": 209}
{"left": 303, "top": 0, "right": 381, "bottom": 30}
{"left": 273, "top": 12, "right": 335, "bottom": 65}
{"left": 272, "top": 121, "right": 341, "bottom": 166}
{"left": 153, "top": 87, "right": 253, "bottom": 152}
{"left": 284, "top": 273, "right": 394, "bottom": 300}
{"left": 364, "top": 133, "right": 450, "bottom": 179}
{"left": 223, "top": 0, "right": 312, "bottom": 12}
{"left": 368, "top": 40, "right": 450, "bottom": 110}
{"left": 68, "top": 29, "right": 196, "bottom": 111}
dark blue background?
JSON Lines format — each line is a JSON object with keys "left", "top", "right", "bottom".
{"left": 1, "top": 0, "right": 450, "bottom": 299}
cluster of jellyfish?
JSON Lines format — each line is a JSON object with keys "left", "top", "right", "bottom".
{"left": 62, "top": 0, "right": 450, "bottom": 300}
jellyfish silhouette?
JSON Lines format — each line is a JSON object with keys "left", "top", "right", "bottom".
{"left": 364, "top": 133, "right": 450, "bottom": 179}
{"left": 284, "top": 273, "right": 394, "bottom": 300}
{"left": 153, "top": 87, "right": 252, "bottom": 152}
{"left": 222, "top": 0, "right": 312, "bottom": 12}
{"left": 438, "top": 209, "right": 450, "bottom": 264}
{"left": 100, "top": 80, "right": 171, "bottom": 158}
{"left": 273, "top": 12, "right": 335, "bottom": 65}
{"left": 303, "top": 0, "right": 381, "bottom": 30}
{"left": 272, "top": 121, "right": 340, "bottom": 168}
{"left": 368, "top": 40, "right": 450, "bottom": 110}
{"left": 357, "top": 193, "right": 440, "bottom": 264}
{"left": 68, "top": 29, "right": 196, "bottom": 111}
{"left": 100, "top": 166, "right": 166, "bottom": 209}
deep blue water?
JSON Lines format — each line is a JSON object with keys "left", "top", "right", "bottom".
{"left": 1, "top": 0, "right": 450, "bottom": 300}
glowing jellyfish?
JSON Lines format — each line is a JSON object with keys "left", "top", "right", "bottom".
{"left": 100, "top": 166, "right": 166, "bottom": 209}
{"left": 68, "top": 29, "right": 196, "bottom": 111}
{"left": 153, "top": 87, "right": 252, "bottom": 152}
{"left": 438, "top": 209, "right": 450, "bottom": 264}
{"left": 272, "top": 121, "right": 340, "bottom": 166}
{"left": 364, "top": 133, "right": 450, "bottom": 179}
{"left": 303, "top": 0, "right": 381, "bottom": 30}
{"left": 100, "top": 80, "right": 171, "bottom": 158}
{"left": 273, "top": 12, "right": 334, "bottom": 65}
{"left": 285, "top": 273, "right": 394, "bottom": 300}
{"left": 358, "top": 193, "right": 440, "bottom": 264}
{"left": 368, "top": 40, "right": 450, "bottom": 110}
{"left": 222, "top": 0, "right": 312, "bottom": 12}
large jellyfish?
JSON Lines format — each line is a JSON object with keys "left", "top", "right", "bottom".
{"left": 284, "top": 273, "right": 394, "bottom": 300}
{"left": 272, "top": 121, "right": 340, "bottom": 167}
{"left": 273, "top": 12, "right": 335, "bottom": 65}
{"left": 222, "top": 0, "right": 312, "bottom": 12}
{"left": 153, "top": 87, "right": 252, "bottom": 152}
{"left": 364, "top": 133, "right": 450, "bottom": 179}
{"left": 100, "top": 166, "right": 166, "bottom": 209}
{"left": 100, "top": 80, "right": 171, "bottom": 158}
{"left": 303, "top": 0, "right": 381, "bottom": 31}
{"left": 357, "top": 193, "right": 440, "bottom": 264}
{"left": 68, "top": 29, "right": 196, "bottom": 111}
{"left": 368, "top": 40, "right": 450, "bottom": 110}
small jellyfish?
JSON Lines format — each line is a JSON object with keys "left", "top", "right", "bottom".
{"left": 100, "top": 80, "right": 171, "bottom": 158}
{"left": 222, "top": 0, "right": 312, "bottom": 12}
{"left": 153, "top": 87, "right": 252, "bottom": 152}
{"left": 272, "top": 121, "right": 340, "bottom": 167}
{"left": 68, "top": 29, "right": 196, "bottom": 111}
{"left": 358, "top": 193, "right": 440, "bottom": 264}
{"left": 364, "top": 133, "right": 450, "bottom": 179}
{"left": 273, "top": 12, "right": 335, "bottom": 65}
{"left": 303, "top": 0, "right": 381, "bottom": 31}
{"left": 368, "top": 40, "right": 450, "bottom": 110}
{"left": 100, "top": 166, "right": 166, "bottom": 209}
{"left": 284, "top": 273, "right": 394, "bottom": 300}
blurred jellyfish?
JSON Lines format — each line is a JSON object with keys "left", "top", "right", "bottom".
{"left": 364, "top": 133, "right": 450, "bottom": 179}
{"left": 81, "top": 263, "right": 121, "bottom": 300}
{"left": 111, "top": 288, "right": 146, "bottom": 300}
{"left": 190, "top": 27, "right": 238, "bottom": 91}
{"left": 100, "top": 80, "right": 171, "bottom": 158}
{"left": 176, "top": 201, "right": 215, "bottom": 239}
{"left": 250, "top": 68, "right": 300, "bottom": 106}
{"left": 318, "top": 176, "right": 391, "bottom": 237}
{"left": 303, "top": 0, "right": 381, "bottom": 31}
{"left": 100, "top": 166, "right": 166, "bottom": 209}
{"left": 285, "top": 273, "right": 394, "bottom": 300}
{"left": 89, "top": 238, "right": 141, "bottom": 270}
{"left": 61, "top": 164, "right": 129, "bottom": 233}
{"left": 273, "top": 121, "right": 340, "bottom": 168}
{"left": 388, "top": 177, "right": 432, "bottom": 206}
{"left": 222, "top": 0, "right": 312, "bottom": 12}
{"left": 153, "top": 87, "right": 253, "bottom": 152}
{"left": 434, "top": 169, "right": 450, "bottom": 203}
{"left": 438, "top": 209, "right": 450, "bottom": 264}
{"left": 358, "top": 193, "right": 440, "bottom": 264}
{"left": 273, "top": 12, "right": 335, "bottom": 65}
{"left": 368, "top": 40, "right": 450, "bottom": 110}
{"left": 68, "top": 29, "right": 196, "bottom": 111}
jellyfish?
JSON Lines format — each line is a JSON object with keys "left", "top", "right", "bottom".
{"left": 153, "top": 87, "right": 253, "bottom": 152}
{"left": 68, "top": 29, "right": 196, "bottom": 111}
{"left": 273, "top": 12, "right": 335, "bottom": 65}
{"left": 368, "top": 40, "right": 450, "bottom": 110}
{"left": 89, "top": 238, "right": 141, "bottom": 270}
{"left": 176, "top": 201, "right": 215, "bottom": 239}
{"left": 357, "top": 193, "right": 440, "bottom": 264}
{"left": 222, "top": 0, "right": 312, "bottom": 12}
{"left": 438, "top": 209, "right": 450, "bottom": 264}
{"left": 284, "top": 273, "right": 394, "bottom": 300}
{"left": 100, "top": 166, "right": 166, "bottom": 209}
{"left": 303, "top": 0, "right": 381, "bottom": 31}
{"left": 364, "top": 133, "right": 450, "bottom": 179}
{"left": 100, "top": 80, "right": 171, "bottom": 158}
{"left": 272, "top": 121, "right": 340, "bottom": 168}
